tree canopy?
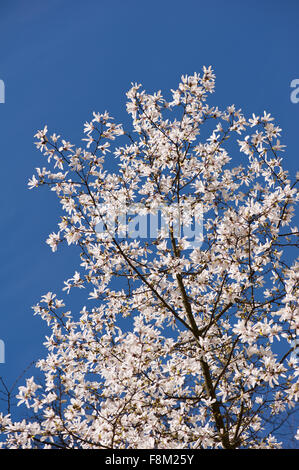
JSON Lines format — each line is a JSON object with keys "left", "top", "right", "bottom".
{"left": 0, "top": 67, "right": 298, "bottom": 449}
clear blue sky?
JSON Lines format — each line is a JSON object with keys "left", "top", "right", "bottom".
{"left": 0, "top": 0, "right": 298, "bottom": 416}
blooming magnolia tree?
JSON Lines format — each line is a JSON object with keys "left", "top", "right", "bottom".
{"left": 0, "top": 67, "right": 298, "bottom": 449}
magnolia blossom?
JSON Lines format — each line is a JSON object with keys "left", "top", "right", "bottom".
{"left": 0, "top": 67, "right": 298, "bottom": 449}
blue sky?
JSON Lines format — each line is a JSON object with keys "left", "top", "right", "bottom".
{"left": 0, "top": 0, "right": 298, "bottom": 422}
